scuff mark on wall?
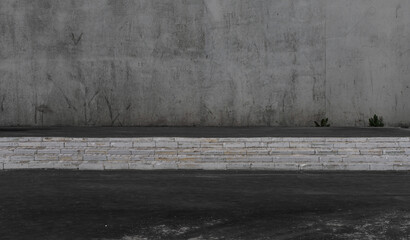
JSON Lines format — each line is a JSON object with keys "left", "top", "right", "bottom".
{"left": 71, "top": 32, "right": 83, "bottom": 46}
{"left": 47, "top": 74, "right": 77, "bottom": 111}
{"left": 0, "top": 96, "right": 5, "bottom": 112}
{"left": 104, "top": 95, "right": 120, "bottom": 126}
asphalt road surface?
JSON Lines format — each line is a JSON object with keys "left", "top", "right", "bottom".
{"left": 1, "top": 170, "right": 410, "bottom": 239}
{"left": 0, "top": 127, "right": 409, "bottom": 137}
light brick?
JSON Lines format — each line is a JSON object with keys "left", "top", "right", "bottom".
{"left": 268, "top": 142, "right": 290, "bottom": 148}
{"left": 43, "top": 137, "right": 66, "bottom": 142}
{"left": 17, "top": 137, "right": 43, "bottom": 142}
{"left": 383, "top": 149, "right": 405, "bottom": 155}
{"left": 375, "top": 143, "right": 400, "bottom": 148}
{"left": 130, "top": 156, "right": 155, "bottom": 162}
{"left": 178, "top": 148, "right": 202, "bottom": 155}
{"left": 177, "top": 163, "right": 206, "bottom": 170}
{"left": 226, "top": 163, "right": 251, "bottom": 170}
{"left": 85, "top": 149, "right": 108, "bottom": 154}
{"left": 5, "top": 162, "right": 54, "bottom": 169}
{"left": 54, "top": 161, "right": 81, "bottom": 169}
{"left": 0, "top": 150, "right": 14, "bottom": 155}
{"left": 37, "top": 149, "right": 60, "bottom": 154}
{"left": 223, "top": 142, "right": 245, "bottom": 148}
{"left": 177, "top": 155, "right": 201, "bottom": 162}
{"left": 202, "top": 149, "right": 224, "bottom": 155}
{"left": 110, "top": 142, "right": 133, "bottom": 148}
{"left": 337, "top": 149, "right": 360, "bottom": 155}
{"left": 270, "top": 149, "right": 293, "bottom": 155}
{"left": 224, "top": 149, "right": 246, "bottom": 155}
{"left": 178, "top": 142, "right": 201, "bottom": 148}
{"left": 273, "top": 156, "right": 320, "bottom": 163}
{"left": 35, "top": 154, "right": 58, "bottom": 161}
{"left": 292, "top": 149, "right": 315, "bottom": 155}
{"left": 355, "top": 143, "right": 377, "bottom": 148}
{"left": 319, "top": 156, "right": 343, "bottom": 163}
{"left": 247, "top": 156, "right": 273, "bottom": 162}
{"left": 368, "top": 138, "right": 405, "bottom": 142}
{"left": 274, "top": 163, "right": 299, "bottom": 171}
{"left": 0, "top": 138, "right": 22, "bottom": 142}
{"left": 107, "top": 155, "right": 131, "bottom": 161}
{"left": 155, "top": 156, "right": 178, "bottom": 162}
{"left": 65, "top": 142, "right": 88, "bottom": 147}
{"left": 40, "top": 142, "right": 65, "bottom": 147}
{"left": 61, "top": 149, "right": 83, "bottom": 154}
{"left": 322, "top": 164, "right": 370, "bottom": 171}
{"left": 152, "top": 162, "right": 178, "bottom": 170}
{"left": 109, "top": 138, "right": 136, "bottom": 142}
{"left": 314, "top": 149, "right": 338, "bottom": 155}
{"left": 14, "top": 148, "right": 37, "bottom": 154}
{"left": 59, "top": 154, "right": 82, "bottom": 161}
{"left": 132, "top": 138, "right": 154, "bottom": 142}
{"left": 83, "top": 154, "right": 107, "bottom": 161}
{"left": 79, "top": 161, "right": 104, "bottom": 170}
{"left": 201, "top": 142, "right": 223, "bottom": 148}
{"left": 128, "top": 162, "right": 154, "bottom": 170}
{"left": 370, "top": 164, "right": 394, "bottom": 171}
{"left": 155, "top": 141, "right": 177, "bottom": 148}
{"left": 342, "top": 156, "right": 385, "bottom": 163}
{"left": 4, "top": 163, "right": 30, "bottom": 169}
{"left": 108, "top": 149, "right": 131, "bottom": 155}
{"left": 245, "top": 142, "right": 268, "bottom": 148}
{"left": 250, "top": 163, "right": 276, "bottom": 170}
{"left": 10, "top": 155, "right": 34, "bottom": 161}
{"left": 104, "top": 162, "right": 129, "bottom": 170}
{"left": 289, "top": 142, "right": 311, "bottom": 148}
{"left": 200, "top": 157, "right": 223, "bottom": 162}
{"left": 133, "top": 142, "right": 156, "bottom": 148}
{"left": 311, "top": 143, "right": 334, "bottom": 148}
{"left": 246, "top": 149, "right": 270, "bottom": 155}
{"left": 18, "top": 142, "right": 41, "bottom": 147}
{"left": 87, "top": 142, "right": 110, "bottom": 147}
{"left": 359, "top": 149, "right": 382, "bottom": 155}
{"left": 393, "top": 164, "right": 410, "bottom": 171}
{"left": 0, "top": 142, "right": 18, "bottom": 147}
{"left": 174, "top": 138, "right": 202, "bottom": 142}
{"left": 131, "top": 150, "right": 155, "bottom": 156}
{"left": 225, "top": 156, "right": 249, "bottom": 162}
{"left": 155, "top": 150, "right": 177, "bottom": 155}
{"left": 299, "top": 163, "right": 324, "bottom": 171}
{"left": 333, "top": 142, "right": 357, "bottom": 148}
{"left": 399, "top": 142, "right": 410, "bottom": 148}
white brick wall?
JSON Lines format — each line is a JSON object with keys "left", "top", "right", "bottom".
{"left": 0, "top": 137, "right": 409, "bottom": 170}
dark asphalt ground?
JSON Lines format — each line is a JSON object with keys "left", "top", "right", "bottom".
{"left": 0, "top": 127, "right": 409, "bottom": 137}
{"left": 1, "top": 171, "right": 410, "bottom": 239}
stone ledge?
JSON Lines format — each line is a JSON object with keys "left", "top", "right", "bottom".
{"left": 0, "top": 137, "right": 409, "bottom": 171}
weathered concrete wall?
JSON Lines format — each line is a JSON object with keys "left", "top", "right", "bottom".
{"left": 0, "top": 0, "right": 409, "bottom": 126}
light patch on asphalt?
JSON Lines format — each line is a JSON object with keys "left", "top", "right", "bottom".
{"left": 117, "top": 218, "right": 227, "bottom": 240}
{"left": 321, "top": 211, "right": 410, "bottom": 239}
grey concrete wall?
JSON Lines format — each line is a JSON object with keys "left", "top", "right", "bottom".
{"left": 0, "top": 0, "right": 409, "bottom": 127}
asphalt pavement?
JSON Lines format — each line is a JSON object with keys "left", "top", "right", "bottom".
{"left": 1, "top": 170, "right": 410, "bottom": 239}
{"left": 0, "top": 127, "right": 409, "bottom": 137}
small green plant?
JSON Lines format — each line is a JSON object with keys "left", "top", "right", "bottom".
{"left": 369, "top": 114, "right": 384, "bottom": 127}
{"left": 314, "top": 118, "right": 330, "bottom": 127}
